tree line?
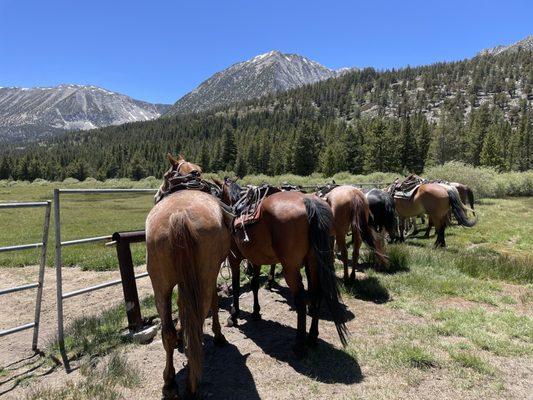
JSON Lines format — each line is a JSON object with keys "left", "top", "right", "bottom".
{"left": 0, "top": 50, "right": 531, "bottom": 181}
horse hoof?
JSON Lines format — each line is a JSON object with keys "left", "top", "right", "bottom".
{"left": 162, "top": 382, "right": 179, "bottom": 400}
{"left": 251, "top": 312, "right": 262, "bottom": 321}
{"left": 214, "top": 334, "right": 228, "bottom": 347}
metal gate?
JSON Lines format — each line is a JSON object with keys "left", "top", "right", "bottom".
{"left": 53, "top": 188, "right": 156, "bottom": 371}
{"left": 0, "top": 201, "right": 51, "bottom": 351}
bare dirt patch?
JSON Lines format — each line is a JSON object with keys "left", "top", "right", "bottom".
{"left": 1, "top": 268, "right": 531, "bottom": 400}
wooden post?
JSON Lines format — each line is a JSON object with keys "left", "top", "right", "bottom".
{"left": 113, "top": 231, "right": 146, "bottom": 332}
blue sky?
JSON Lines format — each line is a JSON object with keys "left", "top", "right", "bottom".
{"left": 0, "top": 0, "right": 531, "bottom": 104}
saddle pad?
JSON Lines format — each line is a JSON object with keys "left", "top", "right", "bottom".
{"left": 233, "top": 201, "right": 263, "bottom": 229}
{"left": 393, "top": 184, "right": 420, "bottom": 200}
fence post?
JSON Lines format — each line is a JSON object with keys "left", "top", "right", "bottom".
{"left": 32, "top": 200, "right": 51, "bottom": 351}
{"left": 114, "top": 232, "right": 143, "bottom": 332}
{"left": 54, "top": 189, "right": 70, "bottom": 371}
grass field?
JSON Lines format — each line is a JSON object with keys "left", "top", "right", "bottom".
{"left": 1, "top": 181, "right": 532, "bottom": 270}
{"left": 1, "top": 180, "right": 532, "bottom": 399}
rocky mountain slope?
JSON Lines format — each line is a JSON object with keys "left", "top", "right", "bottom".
{"left": 0, "top": 84, "right": 170, "bottom": 140}
{"left": 478, "top": 35, "right": 533, "bottom": 56}
{"left": 165, "top": 50, "right": 350, "bottom": 115}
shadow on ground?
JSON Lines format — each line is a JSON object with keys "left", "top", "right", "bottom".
{"left": 0, "top": 353, "right": 56, "bottom": 397}
{"left": 237, "top": 312, "right": 363, "bottom": 385}
{"left": 174, "top": 336, "right": 260, "bottom": 400}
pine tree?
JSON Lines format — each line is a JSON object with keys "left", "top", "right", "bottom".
{"left": 220, "top": 125, "right": 237, "bottom": 170}
{"left": 480, "top": 126, "right": 504, "bottom": 169}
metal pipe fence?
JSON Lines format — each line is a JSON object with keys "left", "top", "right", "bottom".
{"left": 53, "top": 188, "right": 156, "bottom": 371}
{"left": 0, "top": 201, "right": 51, "bottom": 352}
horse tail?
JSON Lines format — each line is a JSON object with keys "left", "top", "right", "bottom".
{"left": 447, "top": 188, "right": 476, "bottom": 227}
{"left": 303, "top": 197, "right": 348, "bottom": 347}
{"left": 467, "top": 187, "right": 475, "bottom": 215}
{"left": 171, "top": 210, "right": 204, "bottom": 394}
{"left": 383, "top": 193, "right": 398, "bottom": 240}
{"left": 351, "top": 194, "right": 388, "bottom": 267}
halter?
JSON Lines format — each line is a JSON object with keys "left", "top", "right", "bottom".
{"left": 175, "top": 161, "right": 186, "bottom": 175}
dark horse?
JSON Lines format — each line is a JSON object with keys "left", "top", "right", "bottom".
{"left": 365, "top": 188, "right": 397, "bottom": 242}
{"left": 217, "top": 178, "right": 348, "bottom": 357}
{"left": 147, "top": 154, "right": 232, "bottom": 399}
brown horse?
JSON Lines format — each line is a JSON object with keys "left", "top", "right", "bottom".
{"left": 394, "top": 183, "right": 476, "bottom": 247}
{"left": 324, "top": 185, "right": 387, "bottom": 281}
{"left": 147, "top": 154, "right": 231, "bottom": 399}
{"left": 218, "top": 179, "right": 348, "bottom": 357}
{"left": 422, "top": 182, "right": 475, "bottom": 237}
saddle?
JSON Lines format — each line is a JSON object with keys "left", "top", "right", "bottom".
{"left": 156, "top": 171, "right": 222, "bottom": 203}
{"left": 280, "top": 183, "right": 304, "bottom": 192}
{"left": 233, "top": 184, "right": 280, "bottom": 230}
{"left": 315, "top": 182, "right": 338, "bottom": 199}
{"left": 390, "top": 174, "right": 428, "bottom": 200}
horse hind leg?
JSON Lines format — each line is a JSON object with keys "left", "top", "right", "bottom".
{"left": 283, "top": 265, "right": 307, "bottom": 358}
{"left": 337, "top": 235, "right": 349, "bottom": 282}
{"left": 266, "top": 264, "right": 276, "bottom": 290}
{"left": 251, "top": 263, "right": 262, "bottom": 320}
{"left": 434, "top": 217, "right": 447, "bottom": 248}
{"left": 424, "top": 216, "right": 433, "bottom": 238}
{"left": 154, "top": 284, "right": 179, "bottom": 399}
{"left": 351, "top": 229, "right": 362, "bottom": 281}
{"left": 211, "top": 286, "right": 227, "bottom": 347}
{"left": 305, "top": 261, "right": 321, "bottom": 348}
{"left": 227, "top": 253, "right": 241, "bottom": 327}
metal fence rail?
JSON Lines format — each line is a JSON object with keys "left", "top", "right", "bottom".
{"left": 0, "top": 200, "right": 51, "bottom": 352}
{"left": 54, "top": 188, "right": 156, "bottom": 371}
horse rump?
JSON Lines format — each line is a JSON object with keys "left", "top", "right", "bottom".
{"left": 303, "top": 197, "right": 349, "bottom": 347}
{"left": 170, "top": 211, "right": 204, "bottom": 395}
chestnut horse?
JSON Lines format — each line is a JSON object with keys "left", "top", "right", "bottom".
{"left": 394, "top": 183, "right": 476, "bottom": 247}
{"left": 324, "top": 185, "right": 387, "bottom": 281}
{"left": 147, "top": 154, "right": 231, "bottom": 399}
{"left": 422, "top": 182, "right": 475, "bottom": 237}
{"left": 219, "top": 179, "right": 348, "bottom": 357}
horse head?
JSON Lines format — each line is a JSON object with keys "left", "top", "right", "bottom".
{"left": 154, "top": 153, "right": 203, "bottom": 203}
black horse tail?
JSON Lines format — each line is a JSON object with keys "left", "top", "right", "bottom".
{"left": 447, "top": 188, "right": 476, "bottom": 227}
{"left": 303, "top": 197, "right": 348, "bottom": 347}
{"left": 351, "top": 195, "right": 388, "bottom": 267}
{"left": 383, "top": 193, "right": 398, "bottom": 240}
{"left": 467, "top": 187, "right": 475, "bottom": 215}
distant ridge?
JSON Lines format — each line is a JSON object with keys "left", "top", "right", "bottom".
{"left": 0, "top": 84, "right": 170, "bottom": 140}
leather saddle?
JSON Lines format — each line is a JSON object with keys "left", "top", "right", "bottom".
{"left": 393, "top": 185, "right": 421, "bottom": 200}
{"left": 233, "top": 184, "right": 280, "bottom": 230}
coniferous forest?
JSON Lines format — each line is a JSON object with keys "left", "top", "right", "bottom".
{"left": 0, "top": 50, "right": 531, "bottom": 181}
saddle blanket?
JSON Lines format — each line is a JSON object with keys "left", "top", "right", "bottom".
{"left": 393, "top": 184, "right": 421, "bottom": 200}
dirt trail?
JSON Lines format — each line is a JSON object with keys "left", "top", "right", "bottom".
{"left": 1, "top": 268, "right": 531, "bottom": 399}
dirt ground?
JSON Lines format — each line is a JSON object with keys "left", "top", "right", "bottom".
{"left": 1, "top": 266, "right": 531, "bottom": 399}
{"left": 0, "top": 264, "right": 153, "bottom": 397}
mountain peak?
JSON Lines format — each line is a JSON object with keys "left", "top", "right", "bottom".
{"left": 166, "top": 51, "right": 344, "bottom": 116}
{"left": 478, "top": 35, "right": 533, "bottom": 56}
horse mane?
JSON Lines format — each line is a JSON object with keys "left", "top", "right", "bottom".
{"left": 225, "top": 177, "right": 244, "bottom": 204}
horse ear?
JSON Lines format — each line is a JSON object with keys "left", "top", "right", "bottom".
{"left": 167, "top": 153, "right": 178, "bottom": 166}
{"left": 177, "top": 154, "right": 185, "bottom": 161}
